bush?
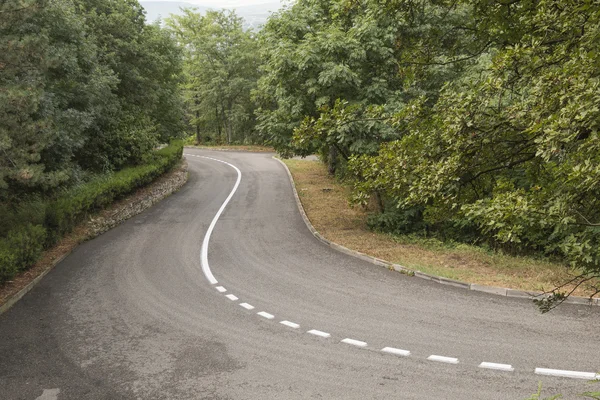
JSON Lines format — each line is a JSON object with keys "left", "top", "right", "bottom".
{"left": 0, "top": 224, "right": 46, "bottom": 282}
{"left": 0, "top": 140, "right": 183, "bottom": 284}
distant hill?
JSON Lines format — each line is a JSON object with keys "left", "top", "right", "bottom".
{"left": 140, "top": 1, "right": 283, "bottom": 29}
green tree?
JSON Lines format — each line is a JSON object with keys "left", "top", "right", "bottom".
{"left": 167, "top": 9, "right": 260, "bottom": 144}
{"left": 0, "top": 0, "right": 117, "bottom": 199}
{"left": 347, "top": 0, "right": 600, "bottom": 306}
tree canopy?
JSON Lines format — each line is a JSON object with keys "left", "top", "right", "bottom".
{"left": 0, "top": 0, "right": 184, "bottom": 201}
{"left": 167, "top": 9, "right": 260, "bottom": 144}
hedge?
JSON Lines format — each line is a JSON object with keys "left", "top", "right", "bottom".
{"left": 0, "top": 140, "right": 183, "bottom": 285}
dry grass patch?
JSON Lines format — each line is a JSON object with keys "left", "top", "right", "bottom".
{"left": 283, "top": 159, "right": 598, "bottom": 297}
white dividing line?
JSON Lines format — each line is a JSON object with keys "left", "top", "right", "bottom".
{"left": 257, "top": 311, "right": 275, "bottom": 319}
{"left": 239, "top": 303, "right": 255, "bottom": 310}
{"left": 479, "top": 362, "right": 514, "bottom": 372}
{"left": 427, "top": 355, "right": 459, "bottom": 364}
{"left": 225, "top": 294, "right": 238, "bottom": 301}
{"left": 198, "top": 156, "right": 242, "bottom": 285}
{"left": 280, "top": 320, "right": 300, "bottom": 329}
{"left": 535, "top": 368, "right": 600, "bottom": 380}
{"left": 215, "top": 286, "right": 226, "bottom": 293}
{"left": 341, "top": 338, "right": 367, "bottom": 347}
{"left": 307, "top": 329, "right": 331, "bottom": 338}
{"left": 381, "top": 347, "right": 411, "bottom": 357}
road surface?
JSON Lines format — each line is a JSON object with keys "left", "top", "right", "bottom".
{"left": 1, "top": 149, "right": 599, "bottom": 399}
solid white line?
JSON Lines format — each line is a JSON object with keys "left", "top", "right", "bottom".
{"left": 381, "top": 347, "right": 411, "bottom": 357}
{"left": 427, "top": 355, "right": 459, "bottom": 364}
{"left": 307, "top": 329, "right": 331, "bottom": 338}
{"left": 225, "top": 294, "right": 238, "bottom": 301}
{"left": 341, "top": 338, "right": 367, "bottom": 347}
{"left": 257, "top": 311, "right": 275, "bottom": 319}
{"left": 239, "top": 303, "right": 254, "bottom": 310}
{"left": 215, "top": 286, "right": 227, "bottom": 293}
{"left": 479, "top": 362, "right": 514, "bottom": 372}
{"left": 199, "top": 156, "right": 242, "bottom": 285}
{"left": 280, "top": 320, "right": 300, "bottom": 329}
{"left": 535, "top": 368, "right": 599, "bottom": 380}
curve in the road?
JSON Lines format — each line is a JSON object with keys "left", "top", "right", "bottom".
{"left": 186, "top": 153, "right": 600, "bottom": 383}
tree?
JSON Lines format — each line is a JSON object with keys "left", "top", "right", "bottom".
{"left": 0, "top": 0, "right": 184, "bottom": 199}
{"left": 347, "top": 0, "right": 600, "bottom": 308}
{"left": 167, "top": 9, "right": 260, "bottom": 144}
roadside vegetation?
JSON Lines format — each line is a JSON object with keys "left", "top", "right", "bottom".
{"left": 0, "top": 0, "right": 185, "bottom": 285}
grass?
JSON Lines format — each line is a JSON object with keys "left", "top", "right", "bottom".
{"left": 283, "top": 158, "right": 598, "bottom": 297}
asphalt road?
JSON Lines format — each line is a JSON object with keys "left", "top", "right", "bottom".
{"left": 1, "top": 149, "right": 599, "bottom": 400}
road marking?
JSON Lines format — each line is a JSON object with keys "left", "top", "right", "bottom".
{"left": 198, "top": 156, "right": 242, "bottom": 285}
{"left": 239, "top": 303, "right": 254, "bottom": 310}
{"left": 535, "top": 368, "right": 599, "bottom": 380}
{"left": 307, "top": 329, "right": 331, "bottom": 338}
{"left": 225, "top": 294, "right": 238, "bottom": 301}
{"left": 257, "top": 311, "right": 275, "bottom": 319}
{"left": 479, "top": 362, "right": 514, "bottom": 372}
{"left": 36, "top": 389, "right": 60, "bottom": 400}
{"left": 427, "top": 355, "right": 459, "bottom": 364}
{"left": 215, "top": 286, "right": 226, "bottom": 293}
{"left": 341, "top": 338, "right": 367, "bottom": 347}
{"left": 280, "top": 320, "right": 300, "bottom": 328}
{"left": 381, "top": 347, "right": 411, "bottom": 357}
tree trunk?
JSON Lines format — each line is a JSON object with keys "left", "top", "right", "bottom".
{"left": 327, "top": 145, "right": 338, "bottom": 175}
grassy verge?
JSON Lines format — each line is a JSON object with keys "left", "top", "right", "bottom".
{"left": 283, "top": 158, "right": 597, "bottom": 297}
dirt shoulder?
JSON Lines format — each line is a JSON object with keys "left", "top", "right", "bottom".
{"left": 0, "top": 160, "right": 189, "bottom": 310}
{"left": 283, "top": 158, "right": 598, "bottom": 298}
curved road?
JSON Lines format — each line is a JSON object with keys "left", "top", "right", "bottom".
{"left": 1, "top": 149, "right": 599, "bottom": 399}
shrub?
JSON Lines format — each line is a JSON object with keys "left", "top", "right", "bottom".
{"left": 0, "top": 224, "right": 46, "bottom": 282}
{"left": 1, "top": 140, "right": 183, "bottom": 284}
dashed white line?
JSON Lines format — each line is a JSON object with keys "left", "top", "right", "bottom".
{"left": 280, "top": 320, "right": 300, "bottom": 329}
{"left": 535, "top": 368, "right": 599, "bottom": 380}
{"left": 341, "top": 338, "right": 367, "bottom": 347}
{"left": 239, "top": 303, "right": 255, "bottom": 310}
{"left": 225, "top": 294, "right": 238, "bottom": 301}
{"left": 479, "top": 362, "right": 514, "bottom": 372}
{"left": 427, "top": 355, "right": 459, "bottom": 364}
{"left": 215, "top": 286, "right": 226, "bottom": 293}
{"left": 381, "top": 347, "right": 411, "bottom": 357}
{"left": 257, "top": 311, "right": 275, "bottom": 319}
{"left": 307, "top": 329, "right": 331, "bottom": 338}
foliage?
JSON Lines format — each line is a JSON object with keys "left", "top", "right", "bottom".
{"left": 255, "top": 0, "right": 476, "bottom": 167}
{"left": 0, "top": 0, "right": 184, "bottom": 201}
{"left": 0, "top": 140, "right": 183, "bottom": 284}
{"left": 346, "top": 0, "right": 600, "bottom": 304}
{"left": 167, "top": 9, "right": 260, "bottom": 144}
